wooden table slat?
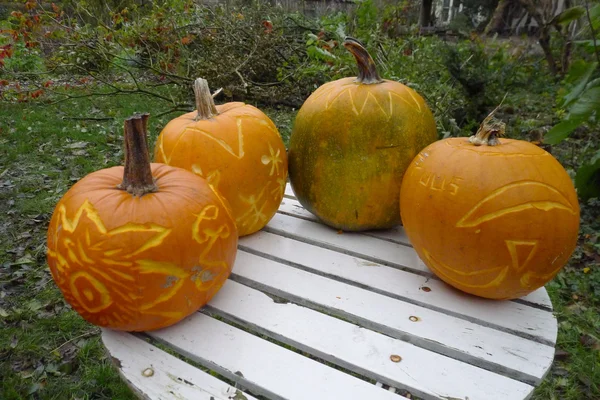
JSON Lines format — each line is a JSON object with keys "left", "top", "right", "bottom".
{"left": 265, "top": 213, "right": 426, "bottom": 274}
{"left": 102, "top": 186, "right": 558, "bottom": 400}
{"left": 282, "top": 184, "right": 553, "bottom": 311}
{"left": 240, "top": 230, "right": 557, "bottom": 345}
{"left": 206, "top": 280, "right": 534, "bottom": 400}
{"left": 101, "top": 330, "right": 258, "bottom": 400}
{"left": 148, "top": 313, "right": 408, "bottom": 400}
{"left": 233, "top": 250, "right": 554, "bottom": 384}
{"left": 279, "top": 197, "right": 412, "bottom": 246}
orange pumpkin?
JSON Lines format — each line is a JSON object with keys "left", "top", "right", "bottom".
{"left": 154, "top": 78, "right": 287, "bottom": 236}
{"left": 400, "top": 113, "right": 580, "bottom": 299}
{"left": 288, "top": 38, "right": 437, "bottom": 231}
{"left": 47, "top": 114, "right": 238, "bottom": 331}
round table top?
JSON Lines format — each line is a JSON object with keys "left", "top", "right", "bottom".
{"left": 102, "top": 184, "right": 557, "bottom": 400}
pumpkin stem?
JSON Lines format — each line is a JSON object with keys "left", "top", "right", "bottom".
{"left": 118, "top": 113, "right": 158, "bottom": 197}
{"left": 469, "top": 97, "right": 507, "bottom": 146}
{"left": 194, "top": 78, "right": 218, "bottom": 120}
{"left": 343, "top": 37, "right": 383, "bottom": 85}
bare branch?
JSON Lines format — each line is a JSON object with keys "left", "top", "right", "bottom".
{"left": 584, "top": 0, "right": 600, "bottom": 64}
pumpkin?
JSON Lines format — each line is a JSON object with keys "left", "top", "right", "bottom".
{"left": 154, "top": 78, "right": 288, "bottom": 237}
{"left": 400, "top": 112, "right": 580, "bottom": 300}
{"left": 47, "top": 114, "right": 238, "bottom": 331}
{"left": 288, "top": 37, "right": 437, "bottom": 231}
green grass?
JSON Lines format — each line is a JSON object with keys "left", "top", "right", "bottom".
{"left": 0, "top": 86, "right": 296, "bottom": 399}
{"left": 1, "top": 85, "right": 599, "bottom": 399}
{"left": 0, "top": 90, "right": 173, "bottom": 400}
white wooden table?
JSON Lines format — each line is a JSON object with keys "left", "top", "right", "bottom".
{"left": 102, "top": 184, "right": 558, "bottom": 400}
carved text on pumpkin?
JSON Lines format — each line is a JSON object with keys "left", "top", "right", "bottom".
{"left": 418, "top": 171, "right": 462, "bottom": 195}
{"left": 237, "top": 187, "right": 269, "bottom": 232}
{"left": 192, "top": 204, "right": 232, "bottom": 273}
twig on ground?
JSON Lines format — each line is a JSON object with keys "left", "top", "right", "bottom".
{"left": 585, "top": 0, "right": 600, "bottom": 64}
{"left": 62, "top": 116, "right": 114, "bottom": 121}
{"left": 49, "top": 329, "right": 100, "bottom": 355}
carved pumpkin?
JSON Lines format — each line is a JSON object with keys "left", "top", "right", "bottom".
{"left": 288, "top": 37, "right": 437, "bottom": 231}
{"left": 400, "top": 113, "right": 580, "bottom": 300}
{"left": 154, "top": 79, "right": 287, "bottom": 236}
{"left": 47, "top": 114, "right": 238, "bottom": 331}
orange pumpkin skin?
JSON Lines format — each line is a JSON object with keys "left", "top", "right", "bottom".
{"left": 400, "top": 138, "right": 580, "bottom": 299}
{"left": 155, "top": 102, "right": 288, "bottom": 237}
{"left": 289, "top": 39, "right": 437, "bottom": 231}
{"left": 47, "top": 163, "right": 238, "bottom": 331}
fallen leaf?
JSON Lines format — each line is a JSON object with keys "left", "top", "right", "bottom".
{"left": 19, "top": 370, "right": 34, "bottom": 379}
{"left": 580, "top": 333, "right": 600, "bottom": 350}
{"left": 27, "top": 382, "right": 43, "bottom": 395}
{"left": 553, "top": 367, "right": 569, "bottom": 376}
{"left": 10, "top": 334, "right": 18, "bottom": 348}
{"left": 554, "top": 348, "right": 570, "bottom": 361}
{"left": 556, "top": 377, "right": 569, "bottom": 387}
{"left": 66, "top": 141, "right": 88, "bottom": 149}
{"left": 44, "top": 363, "right": 61, "bottom": 376}
{"left": 18, "top": 232, "right": 32, "bottom": 240}
{"left": 58, "top": 361, "right": 75, "bottom": 374}
{"left": 578, "top": 374, "right": 594, "bottom": 388}
{"left": 27, "top": 300, "right": 43, "bottom": 311}
{"left": 12, "top": 256, "right": 34, "bottom": 266}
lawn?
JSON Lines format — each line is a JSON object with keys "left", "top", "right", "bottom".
{"left": 0, "top": 86, "right": 289, "bottom": 399}
{"left": 0, "top": 82, "right": 598, "bottom": 399}
{"left": 0, "top": 3, "right": 599, "bottom": 396}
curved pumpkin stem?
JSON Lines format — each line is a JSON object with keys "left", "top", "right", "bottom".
{"left": 118, "top": 113, "right": 158, "bottom": 196}
{"left": 194, "top": 78, "right": 218, "bottom": 120}
{"left": 343, "top": 37, "right": 383, "bottom": 85}
{"left": 469, "top": 99, "right": 507, "bottom": 146}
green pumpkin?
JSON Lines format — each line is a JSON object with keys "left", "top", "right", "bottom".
{"left": 288, "top": 38, "right": 437, "bottom": 231}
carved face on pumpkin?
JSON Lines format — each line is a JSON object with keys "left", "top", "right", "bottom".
{"left": 47, "top": 115, "right": 238, "bottom": 331}
{"left": 400, "top": 118, "right": 580, "bottom": 300}
{"left": 288, "top": 38, "right": 437, "bottom": 231}
{"left": 154, "top": 79, "right": 288, "bottom": 237}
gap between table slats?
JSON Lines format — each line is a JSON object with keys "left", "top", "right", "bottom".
{"left": 101, "top": 329, "right": 258, "bottom": 400}
{"left": 277, "top": 193, "right": 554, "bottom": 312}
{"left": 204, "top": 279, "right": 534, "bottom": 400}
{"left": 231, "top": 250, "right": 555, "bottom": 385}
{"left": 278, "top": 198, "right": 413, "bottom": 247}
{"left": 264, "top": 212, "right": 427, "bottom": 274}
{"left": 147, "top": 313, "right": 408, "bottom": 400}
{"left": 239, "top": 231, "right": 557, "bottom": 346}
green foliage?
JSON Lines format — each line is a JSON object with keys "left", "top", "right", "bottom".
{"left": 575, "top": 149, "right": 600, "bottom": 201}
{"left": 0, "top": 42, "right": 44, "bottom": 73}
{"left": 447, "top": 13, "right": 474, "bottom": 33}
{"left": 460, "top": 0, "right": 498, "bottom": 21}
{"left": 545, "top": 59, "right": 599, "bottom": 144}
{"left": 551, "top": 6, "right": 586, "bottom": 27}
{"left": 545, "top": 3, "right": 600, "bottom": 201}
{"left": 0, "top": 1, "right": 598, "bottom": 398}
